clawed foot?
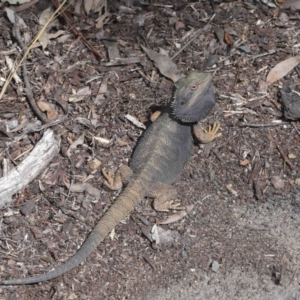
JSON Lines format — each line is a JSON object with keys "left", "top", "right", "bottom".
{"left": 153, "top": 199, "right": 184, "bottom": 212}
{"left": 194, "top": 123, "right": 222, "bottom": 144}
{"left": 102, "top": 168, "right": 122, "bottom": 190}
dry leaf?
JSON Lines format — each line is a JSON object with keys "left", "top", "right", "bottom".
{"left": 64, "top": 180, "right": 101, "bottom": 199}
{"left": 5, "top": 7, "right": 16, "bottom": 23}
{"left": 175, "top": 21, "right": 185, "bottom": 31}
{"left": 226, "top": 183, "right": 238, "bottom": 196}
{"left": 142, "top": 45, "right": 183, "bottom": 82}
{"left": 288, "top": 153, "right": 296, "bottom": 159}
{"left": 271, "top": 176, "right": 285, "bottom": 189}
{"left": 1, "top": 0, "right": 31, "bottom": 3}
{"left": 125, "top": 114, "right": 146, "bottom": 129}
{"left": 37, "top": 100, "right": 57, "bottom": 120}
{"left": 240, "top": 159, "right": 250, "bottom": 166}
{"left": 84, "top": 0, "right": 93, "bottom": 14}
{"left": 5, "top": 56, "right": 21, "bottom": 83}
{"left": 142, "top": 224, "right": 181, "bottom": 244}
{"left": 39, "top": 7, "right": 59, "bottom": 29}
{"left": 158, "top": 205, "right": 194, "bottom": 225}
{"left": 224, "top": 32, "right": 233, "bottom": 45}
{"left": 69, "top": 86, "right": 91, "bottom": 103}
{"left": 66, "top": 134, "right": 85, "bottom": 157}
{"left": 281, "top": 0, "right": 300, "bottom": 9}
{"left": 266, "top": 56, "right": 300, "bottom": 84}
{"left": 38, "top": 31, "right": 49, "bottom": 50}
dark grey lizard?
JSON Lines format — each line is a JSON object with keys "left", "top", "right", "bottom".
{"left": 0, "top": 72, "right": 220, "bottom": 285}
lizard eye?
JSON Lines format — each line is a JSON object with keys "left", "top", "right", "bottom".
{"left": 190, "top": 85, "right": 198, "bottom": 90}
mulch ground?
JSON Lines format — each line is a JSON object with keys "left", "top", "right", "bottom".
{"left": 0, "top": 1, "right": 300, "bottom": 299}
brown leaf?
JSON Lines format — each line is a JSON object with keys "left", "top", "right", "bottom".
{"left": 281, "top": 0, "right": 300, "bottom": 9}
{"left": 66, "top": 133, "right": 85, "bottom": 157}
{"left": 266, "top": 56, "right": 300, "bottom": 84}
{"left": 240, "top": 159, "right": 250, "bottom": 166}
{"left": 141, "top": 45, "right": 183, "bottom": 82}
{"left": 37, "top": 100, "right": 57, "bottom": 120}
{"left": 158, "top": 204, "right": 194, "bottom": 225}
{"left": 31, "top": 226, "right": 43, "bottom": 239}
{"left": 271, "top": 176, "right": 285, "bottom": 189}
{"left": 175, "top": 21, "right": 185, "bottom": 31}
{"left": 224, "top": 32, "right": 233, "bottom": 45}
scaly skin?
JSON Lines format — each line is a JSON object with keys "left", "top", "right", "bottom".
{"left": 0, "top": 72, "right": 217, "bottom": 285}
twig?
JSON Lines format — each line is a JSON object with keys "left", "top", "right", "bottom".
{"left": 52, "top": 0, "right": 104, "bottom": 60}
{"left": 13, "top": 19, "right": 49, "bottom": 124}
{"left": 239, "top": 122, "right": 289, "bottom": 128}
{"left": 287, "top": 268, "right": 298, "bottom": 287}
{"left": 248, "top": 50, "right": 276, "bottom": 61}
{"left": 171, "top": 14, "right": 215, "bottom": 60}
{"left": 268, "top": 129, "right": 295, "bottom": 170}
{"left": 34, "top": 115, "right": 68, "bottom": 132}
{"left": 275, "top": 142, "right": 295, "bottom": 170}
{"left": 291, "top": 122, "right": 300, "bottom": 136}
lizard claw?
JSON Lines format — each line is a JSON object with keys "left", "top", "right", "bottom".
{"left": 194, "top": 122, "right": 222, "bottom": 144}
{"left": 102, "top": 168, "right": 113, "bottom": 183}
{"left": 102, "top": 168, "right": 122, "bottom": 190}
{"left": 153, "top": 199, "right": 184, "bottom": 212}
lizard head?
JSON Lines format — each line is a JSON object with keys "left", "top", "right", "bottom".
{"left": 172, "top": 73, "right": 215, "bottom": 123}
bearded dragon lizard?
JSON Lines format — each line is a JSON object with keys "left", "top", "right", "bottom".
{"left": 0, "top": 72, "right": 220, "bottom": 285}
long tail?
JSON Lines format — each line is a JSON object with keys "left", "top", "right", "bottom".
{"left": 0, "top": 181, "right": 145, "bottom": 285}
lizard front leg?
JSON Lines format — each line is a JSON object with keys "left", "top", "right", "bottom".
{"left": 193, "top": 123, "right": 222, "bottom": 144}
{"left": 102, "top": 164, "right": 133, "bottom": 190}
{"left": 148, "top": 183, "right": 183, "bottom": 212}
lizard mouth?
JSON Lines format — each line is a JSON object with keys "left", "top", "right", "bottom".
{"left": 173, "top": 108, "right": 210, "bottom": 123}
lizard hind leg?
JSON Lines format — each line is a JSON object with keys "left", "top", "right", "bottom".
{"left": 102, "top": 164, "right": 133, "bottom": 190}
{"left": 149, "top": 183, "right": 183, "bottom": 212}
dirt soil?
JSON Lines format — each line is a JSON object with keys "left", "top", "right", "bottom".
{"left": 0, "top": 0, "right": 300, "bottom": 299}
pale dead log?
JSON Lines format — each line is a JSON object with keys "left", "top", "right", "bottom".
{"left": 0, "top": 129, "right": 60, "bottom": 208}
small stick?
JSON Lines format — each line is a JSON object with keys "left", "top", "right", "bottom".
{"left": 52, "top": 0, "right": 104, "bottom": 60}
{"left": 13, "top": 18, "right": 49, "bottom": 124}
{"left": 268, "top": 129, "right": 295, "bottom": 170}
{"left": 171, "top": 14, "right": 215, "bottom": 60}
{"left": 275, "top": 142, "right": 295, "bottom": 170}
{"left": 248, "top": 49, "right": 276, "bottom": 61}
{"left": 291, "top": 122, "right": 300, "bottom": 136}
{"left": 240, "top": 122, "right": 289, "bottom": 128}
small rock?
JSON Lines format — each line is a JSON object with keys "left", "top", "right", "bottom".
{"left": 30, "top": 226, "right": 43, "bottom": 239}
{"left": 295, "top": 178, "right": 300, "bottom": 185}
{"left": 203, "top": 55, "right": 219, "bottom": 69}
{"left": 271, "top": 176, "right": 285, "bottom": 189}
{"left": 288, "top": 153, "right": 296, "bottom": 159}
{"left": 62, "top": 221, "right": 73, "bottom": 233}
{"left": 211, "top": 260, "right": 220, "bottom": 272}
{"left": 180, "top": 249, "right": 188, "bottom": 258}
{"left": 238, "top": 45, "right": 251, "bottom": 53}
{"left": 20, "top": 200, "right": 35, "bottom": 215}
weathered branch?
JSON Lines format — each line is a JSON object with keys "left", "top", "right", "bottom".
{"left": 0, "top": 129, "right": 60, "bottom": 208}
